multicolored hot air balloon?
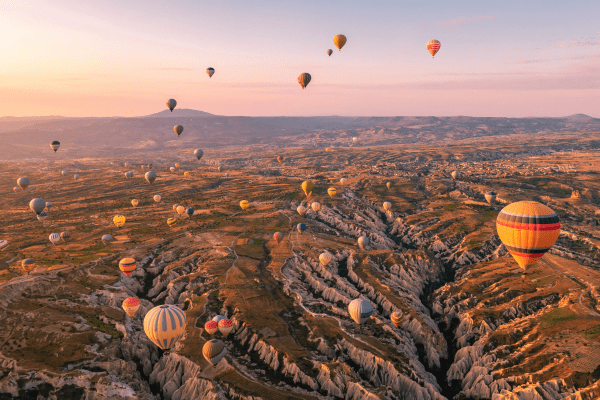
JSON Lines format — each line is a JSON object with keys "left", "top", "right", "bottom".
{"left": 18, "top": 177, "right": 30, "bottom": 190}
{"left": 327, "top": 49, "right": 333, "bottom": 56}
{"left": 0, "top": 240, "right": 8, "bottom": 252}
{"left": 203, "top": 339, "right": 227, "bottom": 366}
{"left": 145, "top": 171, "right": 157, "bottom": 184}
{"left": 122, "top": 297, "right": 141, "bottom": 317}
{"left": 297, "top": 223, "right": 307, "bottom": 234}
{"left": 277, "top": 156, "right": 284, "bottom": 163}
{"left": 348, "top": 298, "right": 373, "bottom": 325}
{"left": 302, "top": 181, "right": 314, "bottom": 197}
{"left": 144, "top": 305, "right": 187, "bottom": 350}
{"left": 485, "top": 191, "right": 497, "bottom": 205}
{"left": 205, "top": 321, "right": 218, "bottom": 335}
{"left": 218, "top": 319, "right": 233, "bottom": 336}
{"left": 298, "top": 73, "right": 311, "bottom": 89}
{"left": 274, "top": 232, "right": 283, "bottom": 244}
{"left": 496, "top": 201, "right": 560, "bottom": 270}
{"left": 206, "top": 67, "right": 215, "bottom": 78}
{"left": 390, "top": 311, "right": 403, "bottom": 328}
{"left": 311, "top": 202, "right": 321, "bottom": 212}
{"left": 22, "top": 259, "right": 35, "bottom": 274}
{"left": 174, "top": 125, "right": 184, "bottom": 137}
{"left": 119, "top": 258, "right": 137, "bottom": 277}
{"left": 319, "top": 252, "right": 333, "bottom": 266}
{"left": 358, "top": 236, "right": 369, "bottom": 250}
{"left": 240, "top": 200, "right": 250, "bottom": 210}
{"left": 427, "top": 39, "right": 441, "bottom": 57}
{"left": 113, "top": 215, "right": 126, "bottom": 228}
{"left": 297, "top": 205, "right": 307, "bottom": 216}
{"left": 50, "top": 140, "right": 60, "bottom": 152}
{"left": 167, "top": 99, "right": 177, "bottom": 112}
{"left": 327, "top": 187, "right": 337, "bottom": 198}
{"left": 333, "top": 34, "right": 347, "bottom": 51}
{"left": 186, "top": 207, "right": 194, "bottom": 217}
{"left": 167, "top": 217, "right": 178, "bottom": 227}
{"left": 13, "top": 187, "right": 20, "bottom": 193}
{"left": 49, "top": 233, "right": 61, "bottom": 245}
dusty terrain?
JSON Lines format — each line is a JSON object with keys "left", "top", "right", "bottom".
{"left": 2, "top": 126, "right": 600, "bottom": 399}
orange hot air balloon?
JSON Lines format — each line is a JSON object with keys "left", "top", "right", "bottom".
{"left": 496, "top": 201, "right": 560, "bottom": 271}
{"left": 119, "top": 258, "right": 137, "bottom": 277}
{"left": 333, "top": 34, "right": 347, "bottom": 51}
{"left": 298, "top": 73, "right": 311, "bottom": 89}
{"left": 122, "top": 297, "right": 141, "bottom": 317}
{"left": 277, "top": 156, "right": 284, "bottom": 163}
{"left": 273, "top": 231, "right": 283, "bottom": 244}
{"left": 391, "top": 311, "right": 403, "bottom": 328}
{"left": 427, "top": 40, "right": 441, "bottom": 57}
{"left": 205, "top": 320, "right": 219, "bottom": 335}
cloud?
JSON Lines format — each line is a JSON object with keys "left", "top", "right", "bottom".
{"left": 567, "top": 39, "right": 600, "bottom": 47}
{"left": 155, "top": 67, "right": 194, "bottom": 71}
{"left": 514, "top": 53, "right": 600, "bottom": 64}
{"left": 435, "top": 16, "right": 500, "bottom": 27}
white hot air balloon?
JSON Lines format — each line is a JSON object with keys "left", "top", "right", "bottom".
{"left": 297, "top": 205, "right": 307, "bottom": 216}
{"left": 358, "top": 236, "right": 369, "bottom": 250}
{"left": 212, "top": 315, "right": 226, "bottom": 324}
{"left": 319, "top": 252, "right": 333, "bottom": 267}
{"left": 340, "top": 178, "right": 347, "bottom": 185}
{"left": 154, "top": 195, "right": 162, "bottom": 203}
{"left": 101, "top": 234, "right": 113, "bottom": 245}
{"left": 143, "top": 305, "right": 187, "bottom": 351}
{"left": 61, "top": 170, "right": 68, "bottom": 176}
{"left": 45, "top": 201, "right": 52, "bottom": 210}
{"left": 348, "top": 298, "right": 373, "bottom": 325}
{"left": 311, "top": 202, "right": 321, "bottom": 212}
{"left": 73, "top": 174, "right": 79, "bottom": 180}
{"left": 49, "top": 233, "right": 61, "bottom": 245}
{"left": 383, "top": 202, "right": 392, "bottom": 211}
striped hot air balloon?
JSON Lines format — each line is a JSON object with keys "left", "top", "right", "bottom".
{"left": 143, "top": 305, "right": 187, "bottom": 350}
{"left": 298, "top": 73, "right": 311, "bottom": 89}
{"left": 119, "top": 258, "right": 137, "bottom": 277}
{"left": 22, "top": 258, "right": 35, "bottom": 273}
{"left": 390, "top": 311, "right": 403, "bottom": 328}
{"left": 427, "top": 39, "right": 441, "bottom": 57}
{"left": 327, "top": 187, "right": 337, "bottom": 198}
{"left": 167, "top": 217, "right": 178, "bottom": 227}
{"left": 203, "top": 339, "right": 227, "bottom": 366}
{"left": 496, "top": 201, "right": 560, "bottom": 270}
{"left": 122, "top": 297, "right": 141, "bottom": 317}
{"left": 218, "top": 319, "right": 233, "bottom": 336}
{"left": 0, "top": 240, "right": 8, "bottom": 252}
{"left": 50, "top": 140, "right": 60, "bottom": 152}
{"left": 49, "top": 233, "right": 61, "bottom": 245}
{"left": 60, "top": 231, "right": 70, "bottom": 242}
{"left": 205, "top": 321, "right": 219, "bottom": 335}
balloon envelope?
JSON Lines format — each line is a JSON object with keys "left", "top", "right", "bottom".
{"left": 319, "top": 252, "right": 333, "bottom": 266}
{"left": 206, "top": 67, "right": 215, "bottom": 78}
{"left": 274, "top": 232, "right": 283, "bottom": 244}
{"left": 485, "top": 191, "right": 497, "bottom": 205}
{"left": 451, "top": 171, "right": 459, "bottom": 180}
{"left": 174, "top": 125, "right": 184, "bottom": 136}
{"left": 240, "top": 200, "right": 250, "bottom": 210}
{"left": 119, "top": 258, "right": 136, "bottom": 277}
{"left": 29, "top": 198, "right": 46, "bottom": 214}
{"left": 301, "top": 181, "right": 313, "bottom": 197}
{"left": 348, "top": 298, "right": 373, "bottom": 325}
{"left": 101, "top": 234, "right": 113, "bottom": 245}
{"left": 37, "top": 212, "right": 48, "bottom": 222}
{"left": 154, "top": 195, "right": 162, "bottom": 202}
{"left": 17, "top": 177, "right": 30, "bottom": 190}
{"left": 203, "top": 339, "right": 227, "bottom": 366}
{"left": 218, "top": 319, "right": 233, "bottom": 336}
{"left": 49, "top": 233, "right": 61, "bottom": 245}
{"left": 176, "top": 206, "right": 186, "bottom": 215}
{"left": 327, "top": 187, "right": 337, "bottom": 198}
{"left": 145, "top": 171, "right": 157, "bottom": 184}
{"left": 194, "top": 149, "right": 204, "bottom": 160}
{"left": 0, "top": 240, "right": 8, "bottom": 252}
{"left": 327, "top": 49, "right": 333, "bottom": 56}
{"left": 22, "top": 258, "right": 35, "bottom": 273}
{"left": 311, "top": 202, "right": 321, "bottom": 212}
{"left": 333, "top": 34, "right": 347, "bottom": 50}
{"left": 122, "top": 298, "right": 140, "bottom": 317}
{"left": 166, "top": 99, "right": 177, "bottom": 112}
{"left": 205, "top": 321, "right": 218, "bottom": 335}
{"left": 297, "top": 223, "right": 307, "bottom": 233}
{"left": 297, "top": 205, "right": 306, "bottom": 215}
{"left": 144, "top": 305, "right": 187, "bottom": 350}
{"left": 383, "top": 202, "right": 392, "bottom": 211}
{"left": 131, "top": 199, "right": 139, "bottom": 207}
{"left": 358, "top": 236, "right": 369, "bottom": 250}
{"left": 297, "top": 73, "right": 311, "bottom": 89}
{"left": 391, "top": 311, "right": 403, "bottom": 328}
{"left": 113, "top": 215, "right": 126, "bottom": 228}
{"left": 73, "top": 174, "right": 79, "bottom": 180}
{"left": 60, "top": 231, "right": 70, "bottom": 241}
{"left": 50, "top": 140, "right": 60, "bottom": 152}
{"left": 427, "top": 39, "right": 441, "bottom": 57}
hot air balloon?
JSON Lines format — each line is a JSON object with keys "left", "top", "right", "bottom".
{"left": 13, "top": 187, "right": 20, "bottom": 193}
{"left": 311, "top": 202, "right": 321, "bottom": 212}
{"left": 167, "top": 99, "right": 177, "bottom": 112}
{"left": 170, "top": 167, "right": 176, "bottom": 173}
{"left": 496, "top": 201, "right": 560, "bottom": 270}
{"left": 352, "top": 137, "right": 358, "bottom": 142}
{"left": 358, "top": 236, "right": 369, "bottom": 250}
{"left": 186, "top": 207, "right": 194, "bottom": 217}
{"left": 174, "top": 125, "right": 184, "bottom": 137}
{"left": 217, "top": 166, "right": 222, "bottom": 172}
{"left": 45, "top": 201, "right": 52, "bottom": 210}
{"left": 145, "top": 171, "right": 157, "bottom": 184}
{"left": 325, "top": 148, "right": 330, "bottom": 152}
{"left": 119, "top": 258, "right": 136, "bottom": 277}
{"left": 297, "top": 223, "right": 307, "bottom": 234}
{"left": 101, "top": 234, "right": 113, "bottom": 245}
{"left": 184, "top": 171, "right": 190, "bottom": 177}
{"left": 0, "top": 240, "right": 8, "bottom": 252}
{"left": 319, "top": 252, "right": 333, "bottom": 266}
{"left": 206, "top": 67, "right": 215, "bottom": 78}
{"left": 194, "top": 149, "right": 204, "bottom": 160}
{"left": 175, "top": 163, "right": 180, "bottom": 168}
{"left": 348, "top": 298, "right": 373, "bottom": 325}
{"left": 212, "top": 315, "right": 226, "bottom": 324}
{"left": 173, "top": 204, "right": 179, "bottom": 211}
{"left": 49, "top": 233, "right": 61, "bottom": 245}
{"left": 203, "top": 339, "right": 227, "bottom": 366}
{"left": 131, "top": 199, "right": 139, "bottom": 207}
{"left": 327, "top": 49, "right": 333, "bottom": 56}
{"left": 390, "top": 311, "right": 403, "bottom": 328}
{"left": 218, "top": 319, "right": 233, "bottom": 336}
{"left": 176, "top": 206, "right": 186, "bottom": 215}
{"left": 167, "top": 217, "right": 178, "bottom": 227}
{"left": 383, "top": 202, "right": 392, "bottom": 211}
{"left": 22, "top": 259, "right": 35, "bottom": 273}
{"left": 451, "top": 171, "right": 459, "bottom": 180}
{"left": 298, "top": 73, "right": 311, "bottom": 89}
{"left": 225, "top": 173, "right": 230, "bottom": 178}
{"left": 144, "top": 305, "right": 187, "bottom": 350}
{"left": 240, "top": 200, "right": 249, "bottom": 210}
{"left": 340, "top": 178, "right": 347, "bottom": 185}
{"left": 386, "top": 182, "right": 391, "bottom": 190}
{"left": 113, "top": 215, "right": 126, "bottom": 228}
{"left": 154, "top": 195, "right": 162, "bottom": 203}
{"left": 17, "top": 177, "right": 30, "bottom": 190}
{"left": 327, "top": 187, "right": 337, "bottom": 198}
{"left": 37, "top": 212, "right": 47, "bottom": 222}
{"left": 333, "top": 34, "right": 347, "bottom": 51}
{"left": 277, "top": 156, "right": 284, "bottom": 163}
{"left": 274, "top": 232, "right": 283, "bottom": 244}
{"left": 485, "top": 191, "right": 497, "bottom": 205}
{"left": 50, "top": 140, "right": 60, "bottom": 152}
{"left": 61, "top": 170, "right": 67, "bottom": 176}
{"left": 302, "top": 181, "right": 314, "bottom": 197}
{"left": 60, "top": 231, "right": 70, "bottom": 242}
{"left": 426, "top": 39, "right": 441, "bottom": 58}
{"left": 29, "top": 198, "right": 46, "bottom": 214}
{"left": 125, "top": 171, "right": 134, "bottom": 178}
{"left": 205, "top": 321, "right": 218, "bottom": 335}
{"left": 297, "top": 205, "right": 307, "bottom": 216}
{"left": 122, "top": 297, "right": 140, "bottom": 317}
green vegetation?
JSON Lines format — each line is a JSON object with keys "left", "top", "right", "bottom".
{"left": 444, "top": 204, "right": 458, "bottom": 212}
{"left": 540, "top": 309, "right": 578, "bottom": 328}
{"left": 86, "top": 316, "right": 123, "bottom": 339}
{"left": 584, "top": 324, "right": 600, "bottom": 337}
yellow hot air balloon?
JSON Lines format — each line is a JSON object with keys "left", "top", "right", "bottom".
{"left": 298, "top": 73, "right": 311, "bottom": 89}
{"left": 496, "top": 201, "right": 560, "bottom": 270}
{"left": 21, "top": 259, "right": 35, "bottom": 274}
{"left": 113, "top": 215, "right": 126, "bottom": 228}
{"left": 175, "top": 163, "right": 180, "bottom": 168}
{"left": 386, "top": 182, "right": 391, "bottom": 190}
{"left": 327, "top": 187, "right": 337, "bottom": 198}
{"left": 325, "top": 147, "right": 330, "bottom": 152}
{"left": 176, "top": 206, "right": 186, "bottom": 215}
{"left": 390, "top": 311, "right": 403, "bottom": 328}
{"left": 184, "top": 171, "right": 190, "bottom": 177}
{"left": 122, "top": 298, "right": 141, "bottom": 317}
{"left": 131, "top": 199, "right": 139, "bottom": 207}
{"left": 144, "top": 305, "right": 187, "bottom": 350}
{"left": 240, "top": 200, "right": 250, "bottom": 210}
{"left": 333, "top": 34, "right": 347, "bottom": 51}
{"left": 167, "top": 217, "right": 178, "bottom": 227}
{"left": 302, "top": 181, "right": 314, "bottom": 197}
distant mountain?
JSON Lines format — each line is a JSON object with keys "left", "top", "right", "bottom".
{"left": 564, "top": 114, "right": 594, "bottom": 119}
{"left": 145, "top": 108, "right": 216, "bottom": 117}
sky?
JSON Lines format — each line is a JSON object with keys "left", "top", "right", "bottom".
{"left": 0, "top": 0, "right": 599, "bottom": 117}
